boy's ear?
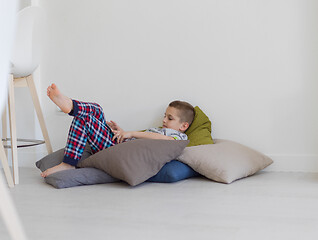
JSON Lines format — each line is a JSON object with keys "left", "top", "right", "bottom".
{"left": 179, "top": 122, "right": 189, "bottom": 132}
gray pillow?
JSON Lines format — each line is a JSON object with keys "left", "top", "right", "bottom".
{"left": 36, "top": 145, "right": 92, "bottom": 171}
{"left": 177, "top": 139, "right": 273, "bottom": 184}
{"left": 44, "top": 167, "right": 119, "bottom": 189}
{"left": 78, "top": 139, "right": 189, "bottom": 186}
{"left": 35, "top": 145, "right": 119, "bottom": 189}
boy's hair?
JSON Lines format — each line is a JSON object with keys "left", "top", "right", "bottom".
{"left": 169, "top": 100, "right": 195, "bottom": 125}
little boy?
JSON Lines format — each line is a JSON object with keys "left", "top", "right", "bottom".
{"left": 41, "top": 84, "right": 195, "bottom": 177}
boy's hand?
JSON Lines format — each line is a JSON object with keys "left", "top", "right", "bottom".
{"left": 106, "top": 120, "right": 123, "bottom": 132}
{"left": 112, "top": 130, "right": 133, "bottom": 143}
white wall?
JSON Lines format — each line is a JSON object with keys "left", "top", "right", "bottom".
{"left": 4, "top": 0, "right": 318, "bottom": 171}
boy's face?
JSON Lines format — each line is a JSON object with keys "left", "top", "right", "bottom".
{"left": 162, "top": 106, "right": 189, "bottom": 133}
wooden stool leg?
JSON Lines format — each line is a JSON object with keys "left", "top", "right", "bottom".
{"left": 8, "top": 74, "right": 19, "bottom": 185}
{"left": 2, "top": 104, "right": 8, "bottom": 156}
{"left": 26, "top": 75, "right": 53, "bottom": 154}
{"left": 0, "top": 141, "right": 14, "bottom": 188}
{"left": 1, "top": 104, "right": 14, "bottom": 187}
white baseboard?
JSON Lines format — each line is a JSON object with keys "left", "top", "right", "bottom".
{"left": 1, "top": 150, "right": 318, "bottom": 173}
{"left": 264, "top": 154, "right": 318, "bottom": 173}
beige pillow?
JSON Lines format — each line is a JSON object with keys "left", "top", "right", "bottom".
{"left": 177, "top": 139, "right": 273, "bottom": 183}
{"left": 78, "top": 139, "right": 189, "bottom": 186}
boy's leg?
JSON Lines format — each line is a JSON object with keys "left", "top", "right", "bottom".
{"left": 42, "top": 84, "right": 117, "bottom": 177}
{"left": 47, "top": 83, "right": 73, "bottom": 114}
{"left": 63, "top": 100, "right": 116, "bottom": 166}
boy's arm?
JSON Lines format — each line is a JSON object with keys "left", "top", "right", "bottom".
{"left": 113, "top": 130, "right": 174, "bottom": 143}
{"left": 131, "top": 131, "right": 174, "bottom": 140}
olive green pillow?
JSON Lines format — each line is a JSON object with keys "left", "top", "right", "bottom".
{"left": 185, "top": 106, "right": 214, "bottom": 147}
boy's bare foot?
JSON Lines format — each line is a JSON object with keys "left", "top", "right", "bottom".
{"left": 41, "top": 162, "right": 75, "bottom": 178}
{"left": 47, "top": 83, "right": 73, "bottom": 114}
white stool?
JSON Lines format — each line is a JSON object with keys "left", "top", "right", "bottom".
{"left": 1, "top": 74, "right": 53, "bottom": 185}
{"left": 1, "top": 6, "right": 52, "bottom": 185}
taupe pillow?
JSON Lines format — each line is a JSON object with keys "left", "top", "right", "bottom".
{"left": 78, "top": 139, "right": 189, "bottom": 186}
{"left": 177, "top": 139, "right": 273, "bottom": 183}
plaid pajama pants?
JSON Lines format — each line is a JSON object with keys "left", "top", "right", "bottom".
{"left": 63, "top": 99, "right": 117, "bottom": 166}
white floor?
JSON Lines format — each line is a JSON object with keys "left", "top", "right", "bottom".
{"left": 1, "top": 168, "right": 318, "bottom": 240}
